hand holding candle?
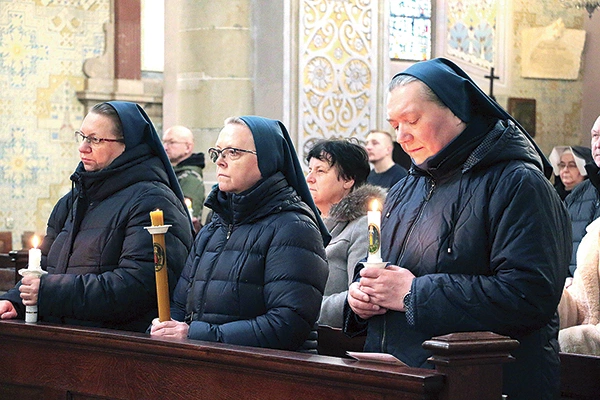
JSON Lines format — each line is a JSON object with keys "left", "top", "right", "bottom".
{"left": 19, "top": 235, "right": 47, "bottom": 323}
{"left": 146, "top": 209, "right": 172, "bottom": 322}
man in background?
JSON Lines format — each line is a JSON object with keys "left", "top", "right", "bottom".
{"left": 163, "top": 125, "right": 205, "bottom": 231}
{"left": 365, "top": 130, "right": 407, "bottom": 189}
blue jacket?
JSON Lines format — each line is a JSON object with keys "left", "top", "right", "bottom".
{"left": 565, "top": 163, "right": 600, "bottom": 276}
{"left": 345, "top": 119, "right": 571, "bottom": 400}
{"left": 171, "top": 172, "right": 328, "bottom": 350}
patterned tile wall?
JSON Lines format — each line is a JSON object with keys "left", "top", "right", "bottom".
{"left": 297, "top": 0, "right": 380, "bottom": 160}
{"left": 0, "top": 0, "right": 109, "bottom": 250}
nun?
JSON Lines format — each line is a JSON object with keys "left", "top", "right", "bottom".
{"left": 344, "top": 58, "right": 570, "bottom": 400}
{"left": 0, "top": 101, "right": 194, "bottom": 332}
{"left": 151, "top": 116, "right": 329, "bottom": 353}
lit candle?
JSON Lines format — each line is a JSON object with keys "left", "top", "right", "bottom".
{"left": 367, "top": 200, "right": 382, "bottom": 263}
{"left": 20, "top": 235, "right": 47, "bottom": 323}
{"left": 184, "top": 197, "right": 194, "bottom": 219}
{"left": 28, "top": 235, "right": 41, "bottom": 270}
{"left": 148, "top": 209, "right": 171, "bottom": 322}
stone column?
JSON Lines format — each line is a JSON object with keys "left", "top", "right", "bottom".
{"left": 163, "top": 0, "right": 253, "bottom": 188}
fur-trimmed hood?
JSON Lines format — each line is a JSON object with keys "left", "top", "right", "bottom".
{"left": 327, "top": 184, "right": 387, "bottom": 222}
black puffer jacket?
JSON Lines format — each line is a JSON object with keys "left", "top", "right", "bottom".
{"left": 1, "top": 145, "right": 194, "bottom": 332}
{"left": 565, "top": 163, "right": 600, "bottom": 276}
{"left": 345, "top": 119, "right": 571, "bottom": 400}
{"left": 171, "top": 172, "right": 328, "bottom": 350}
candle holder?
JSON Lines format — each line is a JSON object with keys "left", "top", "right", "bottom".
{"left": 18, "top": 267, "right": 47, "bottom": 323}
{"left": 363, "top": 261, "right": 387, "bottom": 269}
{"left": 144, "top": 214, "right": 172, "bottom": 322}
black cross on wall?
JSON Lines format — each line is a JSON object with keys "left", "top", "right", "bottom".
{"left": 484, "top": 67, "right": 499, "bottom": 101}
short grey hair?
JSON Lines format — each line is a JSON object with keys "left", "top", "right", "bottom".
{"left": 388, "top": 74, "right": 447, "bottom": 110}
{"left": 224, "top": 116, "right": 248, "bottom": 128}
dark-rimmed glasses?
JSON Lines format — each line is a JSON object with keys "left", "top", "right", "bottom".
{"left": 208, "top": 147, "right": 257, "bottom": 163}
{"left": 75, "top": 131, "right": 125, "bottom": 146}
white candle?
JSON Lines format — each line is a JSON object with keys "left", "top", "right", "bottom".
{"left": 28, "top": 236, "right": 41, "bottom": 270}
{"left": 367, "top": 200, "right": 382, "bottom": 263}
{"left": 184, "top": 197, "right": 194, "bottom": 219}
{"left": 22, "top": 235, "right": 45, "bottom": 323}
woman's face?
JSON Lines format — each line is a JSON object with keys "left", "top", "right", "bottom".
{"left": 78, "top": 112, "right": 125, "bottom": 172}
{"left": 306, "top": 156, "right": 354, "bottom": 217}
{"left": 213, "top": 123, "right": 262, "bottom": 194}
{"left": 559, "top": 152, "right": 584, "bottom": 191}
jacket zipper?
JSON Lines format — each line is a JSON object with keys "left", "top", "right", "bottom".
{"left": 382, "top": 178, "right": 435, "bottom": 352}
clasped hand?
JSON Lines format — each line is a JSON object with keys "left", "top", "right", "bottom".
{"left": 19, "top": 275, "right": 40, "bottom": 306}
{"left": 150, "top": 318, "right": 189, "bottom": 340}
{"left": 348, "top": 264, "right": 414, "bottom": 320}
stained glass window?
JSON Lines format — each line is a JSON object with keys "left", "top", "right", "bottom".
{"left": 389, "top": 0, "right": 432, "bottom": 61}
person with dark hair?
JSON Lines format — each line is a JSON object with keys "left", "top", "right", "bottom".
{"left": 343, "top": 58, "right": 570, "bottom": 400}
{"left": 150, "top": 116, "right": 329, "bottom": 352}
{"left": 305, "top": 139, "right": 386, "bottom": 329}
{"left": 548, "top": 145, "right": 593, "bottom": 201}
{"left": 365, "top": 130, "right": 407, "bottom": 189}
{"left": 0, "top": 101, "right": 194, "bottom": 332}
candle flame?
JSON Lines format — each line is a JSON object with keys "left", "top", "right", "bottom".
{"left": 31, "top": 235, "right": 40, "bottom": 249}
{"left": 184, "top": 197, "right": 193, "bottom": 209}
{"left": 370, "top": 199, "right": 380, "bottom": 212}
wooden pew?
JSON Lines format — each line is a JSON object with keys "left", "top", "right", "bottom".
{"left": 560, "top": 352, "right": 600, "bottom": 399}
{"left": 0, "top": 250, "right": 27, "bottom": 292}
{"left": 0, "top": 321, "right": 517, "bottom": 400}
{"left": 0, "top": 253, "right": 15, "bottom": 292}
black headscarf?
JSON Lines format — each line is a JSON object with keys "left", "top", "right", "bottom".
{"left": 106, "top": 101, "right": 192, "bottom": 229}
{"left": 395, "top": 58, "right": 553, "bottom": 178}
{"left": 239, "top": 116, "right": 330, "bottom": 246}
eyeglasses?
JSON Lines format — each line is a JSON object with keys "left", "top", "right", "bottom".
{"left": 208, "top": 147, "right": 257, "bottom": 163}
{"left": 75, "top": 131, "right": 124, "bottom": 146}
{"left": 558, "top": 162, "right": 578, "bottom": 170}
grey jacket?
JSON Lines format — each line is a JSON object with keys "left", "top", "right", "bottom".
{"left": 318, "top": 185, "right": 387, "bottom": 328}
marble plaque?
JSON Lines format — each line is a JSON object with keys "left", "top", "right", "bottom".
{"left": 521, "top": 19, "right": 585, "bottom": 80}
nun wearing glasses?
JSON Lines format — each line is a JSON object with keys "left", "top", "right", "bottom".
{"left": 151, "top": 116, "right": 329, "bottom": 353}
{"left": 0, "top": 101, "right": 194, "bottom": 332}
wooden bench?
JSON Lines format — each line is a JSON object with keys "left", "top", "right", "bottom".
{"left": 560, "top": 352, "right": 600, "bottom": 399}
{"left": 0, "top": 250, "right": 26, "bottom": 292}
{"left": 0, "top": 321, "right": 519, "bottom": 400}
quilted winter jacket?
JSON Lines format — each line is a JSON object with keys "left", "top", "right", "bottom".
{"left": 565, "top": 163, "right": 600, "bottom": 276}
{"left": 170, "top": 172, "right": 329, "bottom": 350}
{"left": 344, "top": 119, "right": 571, "bottom": 400}
{"left": 1, "top": 145, "right": 194, "bottom": 332}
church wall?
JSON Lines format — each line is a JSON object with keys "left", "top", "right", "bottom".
{"left": 0, "top": 0, "right": 110, "bottom": 250}
{"left": 390, "top": 0, "right": 587, "bottom": 157}
{"left": 506, "top": 0, "right": 585, "bottom": 154}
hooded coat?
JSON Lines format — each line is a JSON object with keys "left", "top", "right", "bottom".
{"left": 0, "top": 102, "right": 194, "bottom": 332}
{"left": 343, "top": 58, "right": 571, "bottom": 400}
{"left": 565, "top": 162, "right": 600, "bottom": 276}
{"left": 170, "top": 116, "right": 329, "bottom": 351}
{"left": 318, "top": 184, "right": 387, "bottom": 329}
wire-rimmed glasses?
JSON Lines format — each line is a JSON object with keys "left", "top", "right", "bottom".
{"left": 208, "top": 147, "right": 257, "bottom": 163}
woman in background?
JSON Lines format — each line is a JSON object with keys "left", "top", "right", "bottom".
{"left": 549, "top": 146, "right": 593, "bottom": 200}
{"left": 306, "top": 139, "right": 386, "bottom": 329}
